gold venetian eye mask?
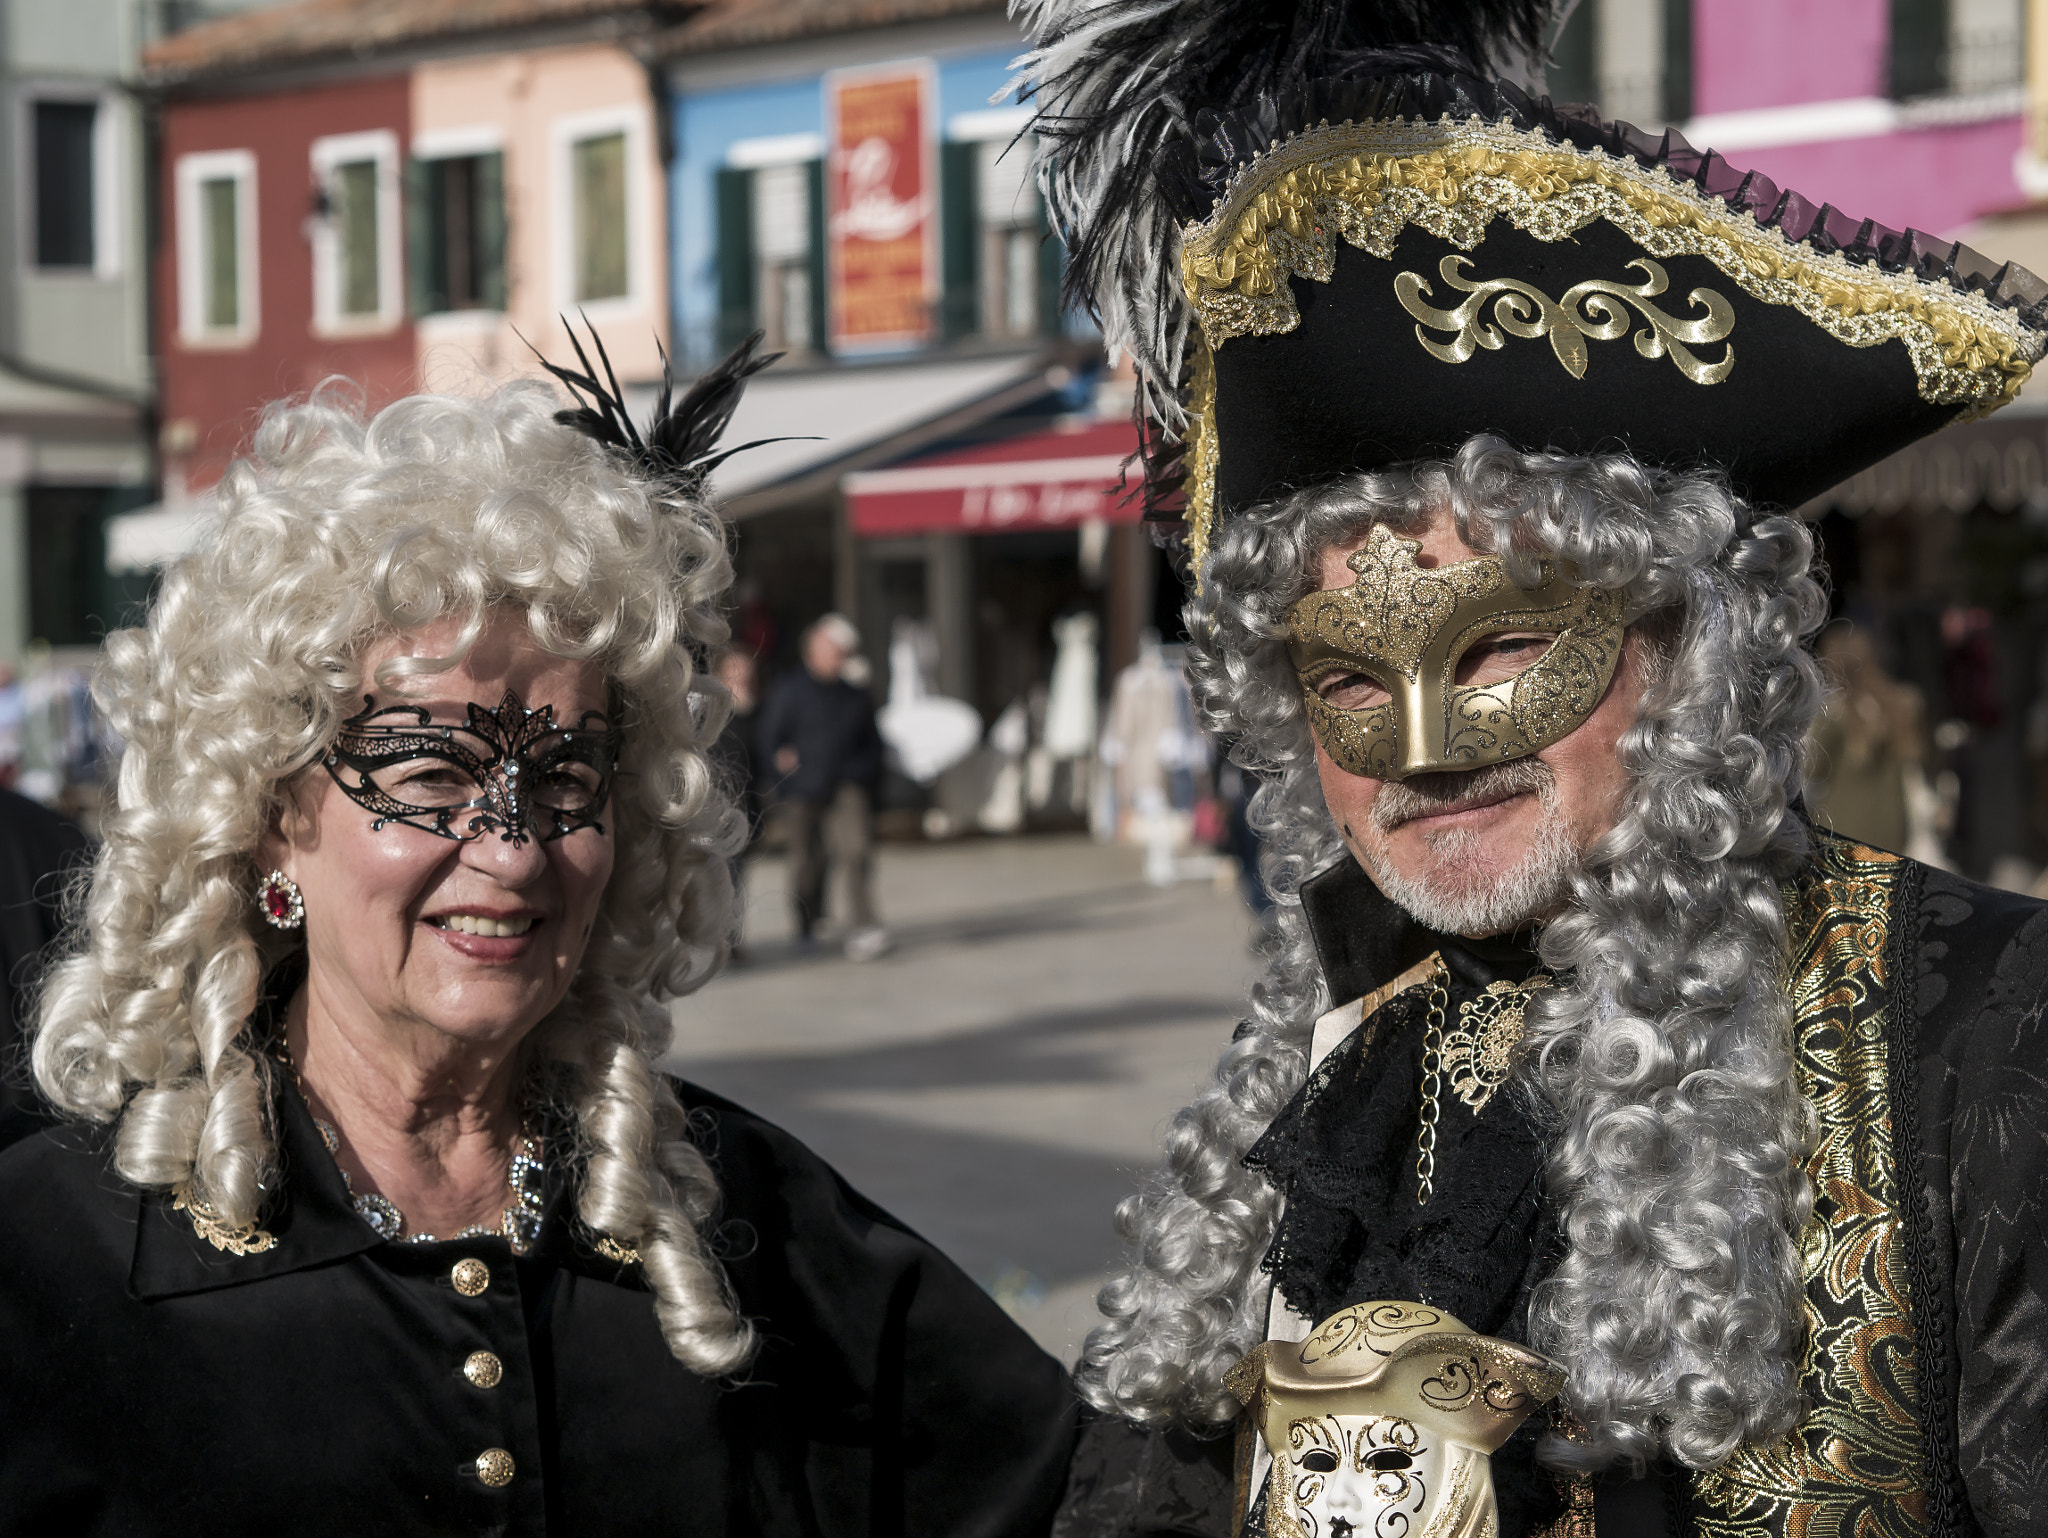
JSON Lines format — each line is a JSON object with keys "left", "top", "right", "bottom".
{"left": 1285, "top": 523, "right": 1626, "bottom": 780}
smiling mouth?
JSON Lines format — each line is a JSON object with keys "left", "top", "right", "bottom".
{"left": 430, "top": 914, "right": 538, "bottom": 938}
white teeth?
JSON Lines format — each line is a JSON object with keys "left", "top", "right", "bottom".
{"left": 436, "top": 914, "right": 537, "bottom": 938}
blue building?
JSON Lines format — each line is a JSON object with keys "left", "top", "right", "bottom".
{"left": 657, "top": 0, "right": 1170, "bottom": 768}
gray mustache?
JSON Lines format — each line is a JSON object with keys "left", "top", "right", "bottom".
{"left": 1369, "top": 757, "right": 1555, "bottom": 832}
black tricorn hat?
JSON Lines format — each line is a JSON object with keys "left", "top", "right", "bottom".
{"left": 1014, "top": 7, "right": 2048, "bottom": 575}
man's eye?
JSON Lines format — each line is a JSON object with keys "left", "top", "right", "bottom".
{"left": 1298, "top": 1449, "right": 1339, "bottom": 1473}
{"left": 1312, "top": 671, "right": 1390, "bottom": 711}
{"left": 1455, "top": 634, "right": 1554, "bottom": 685}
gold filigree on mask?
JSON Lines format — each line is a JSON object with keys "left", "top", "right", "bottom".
{"left": 1395, "top": 254, "right": 1736, "bottom": 384}
{"left": 1286, "top": 524, "right": 1626, "bottom": 780}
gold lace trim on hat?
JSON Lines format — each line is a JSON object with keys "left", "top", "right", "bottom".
{"left": 1172, "top": 115, "right": 2042, "bottom": 573}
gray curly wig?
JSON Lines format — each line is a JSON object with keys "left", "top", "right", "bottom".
{"left": 1076, "top": 434, "right": 1830, "bottom": 1473}
{"left": 31, "top": 382, "right": 755, "bottom": 1376}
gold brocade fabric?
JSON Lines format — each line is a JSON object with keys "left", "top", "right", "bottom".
{"left": 1691, "top": 834, "right": 1928, "bottom": 1536}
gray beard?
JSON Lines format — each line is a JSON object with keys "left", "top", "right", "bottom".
{"left": 1349, "top": 758, "right": 1582, "bottom": 937}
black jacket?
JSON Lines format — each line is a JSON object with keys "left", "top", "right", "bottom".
{"left": 756, "top": 671, "right": 882, "bottom": 805}
{"left": 0, "top": 1076, "right": 1078, "bottom": 1536}
{"left": 1056, "top": 835, "right": 2048, "bottom": 1538}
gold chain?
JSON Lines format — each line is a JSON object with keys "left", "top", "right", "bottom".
{"left": 1415, "top": 957, "right": 1450, "bottom": 1206}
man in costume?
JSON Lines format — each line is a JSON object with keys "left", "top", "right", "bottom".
{"left": 1014, "top": 3, "right": 2048, "bottom": 1534}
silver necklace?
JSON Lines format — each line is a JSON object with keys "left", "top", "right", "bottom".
{"left": 312, "top": 1114, "right": 545, "bottom": 1254}
{"left": 280, "top": 1050, "right": 545, "bottom": 1253}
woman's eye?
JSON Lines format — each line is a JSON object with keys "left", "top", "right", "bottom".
{"left": 533, "top": 764, "right": 605, "bottom": 811}
{"left": 1312, "top": 670, "right": 1391, "bottom": 711}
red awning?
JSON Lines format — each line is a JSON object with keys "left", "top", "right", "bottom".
{"left": 843, "top": 418, "right": 1141, "bottom": 536}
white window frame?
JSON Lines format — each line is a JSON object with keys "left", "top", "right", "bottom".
{"left": 174, "top": 147, "right": 258, "bottom": 348}
{"left": 18, "top": 85, "right": 125, "bottom": 279}
{"left": 551, "top": 105, "right": 650, "bottom": 319}
{"left": 309, "top": 128, "right": 403, "bottom": 337}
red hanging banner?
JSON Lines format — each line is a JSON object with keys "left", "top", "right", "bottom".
{"left": 825, "top": 62, "right": 937, "bottom": 354}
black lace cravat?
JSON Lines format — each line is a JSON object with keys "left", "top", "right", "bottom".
{"left": 1244, "top": 925, "right": 1560, "bottom": 1335}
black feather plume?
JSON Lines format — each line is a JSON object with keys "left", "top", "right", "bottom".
{"left": 1011, "top": 0, "right": 1563, "bottom": 434}
{"left": 530, "top": 319, "right": 794, "bottom": 497}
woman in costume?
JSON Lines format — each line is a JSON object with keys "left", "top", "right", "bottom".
{"left": 0, "top": 345, "right": 1076, "bottom": 1535}
{"left": 1016, "top": 0, "right": 2048, "bottom": 1534}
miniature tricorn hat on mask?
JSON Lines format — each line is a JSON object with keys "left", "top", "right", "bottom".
{"left": 1015, "top": 0, "right": 2048, "bottom": 577}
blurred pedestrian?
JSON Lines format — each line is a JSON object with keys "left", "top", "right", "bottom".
{"left": 709, "top": 648, "right": 763, "bottom": 961}
{"left": 1809, "top": 623, "right": 1926, "bottom": 855}
{"left": 758, "top": 614, "right": 889, "bottom": 960}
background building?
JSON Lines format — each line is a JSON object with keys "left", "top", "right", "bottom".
{"left": 658, "top": 0, "right": 1168, "bottom": 806}
{"left": 143, "top": 0, "right": 679, "bottom": 498}
{"left": 0, "top": 0, "right": 155, "bottom": 663}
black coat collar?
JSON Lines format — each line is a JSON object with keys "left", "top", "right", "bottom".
{"left": 1298, "top": 856, "right": 1543, "bottom": 1002}
{"left": 128, "top": 1075, "right": 383, "bottom": 1299}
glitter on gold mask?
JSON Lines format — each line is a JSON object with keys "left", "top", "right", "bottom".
{"left": 1286, "top": 524, "right": 1626, "bottom": 780}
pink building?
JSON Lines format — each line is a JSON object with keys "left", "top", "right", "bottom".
{"left": 1551, "top": 0, "right": 2027, "bottom": 239}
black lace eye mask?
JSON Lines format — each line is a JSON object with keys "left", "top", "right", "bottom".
{"left": 323, "top": 689, "right": 621, "bottom": 845}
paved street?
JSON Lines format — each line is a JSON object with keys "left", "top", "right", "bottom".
{"left": 660, "top": 834, "right": 1262, "bottom": 1366}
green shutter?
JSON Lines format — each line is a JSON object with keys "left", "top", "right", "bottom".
{"left": 1546, "top": 0, "right": 1597, "bottom": 105}
{"left": 406, "top": 157, "right": 436, "bottom": 317}
{"left": 1037, "top": 192, "right": 1064, "bottom": 337}
{"left": 806, "top": 158, "right": 829, "bottom": 356}
{"left": 1660, "top": 0, "right": 1693, "bottom": 121}
{"left": 476, "top": 151, "right": 507, "bottom": 311}
{"left": 940, "top": 140, "right": 978, "bottom": 340}
{"left": 715, "top": 166, "right": 755, "bottom": 354}
{"left": 1889, "top": 0, "right": 1949, "bottom": 98}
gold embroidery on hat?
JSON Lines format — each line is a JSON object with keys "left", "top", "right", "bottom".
{"left": 1395, "top": 253, "right": 1736, "bottom": 384}
{"left": 1179, "top": 118, "right": 2035, "bottom": 417}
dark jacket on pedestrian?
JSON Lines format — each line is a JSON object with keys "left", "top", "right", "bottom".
{"left": 756, "top": 670, "right": 882, "bottom": 804}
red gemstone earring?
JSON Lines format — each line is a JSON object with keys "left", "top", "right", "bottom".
{"left": 257, "top": 869, "right": 305, "bottom": 930}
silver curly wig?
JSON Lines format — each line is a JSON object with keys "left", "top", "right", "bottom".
{"left": 31, "top": 382, "right": 755, "bottom": 1376}
{"left": 1075, "top": 434, "right": 1830, "bottom": 1473}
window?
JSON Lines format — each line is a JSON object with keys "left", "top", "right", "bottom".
{"left": 976, "top": 139, "right": 1042, "bottom": 340}
{"left": 28, "top": 484, "right": 155, "bottom": 648}
{"left": 573, "top": 131, "right": 627, "bottom": 302}
{"left": 939, "top": 116, "right": 1058, "bottom": 343}
{"left": 203, "top": 177, "right": 237, "bottom": 326}
{"left": 1543, "top": 0, "right": 1692, "bottom": 125}
{"left": 1948, "top": 0, "right": 2022, "bottom": 95}
{"left": 1891, "top": 0, "right": 1953, "bottom": 97}
{"left": 409, "top": 148, "right": 506, "bottom": 315}
{"left": 556, "top": 109, "right": 647, "bottom": 315}
{"left": 310, "top": 130, "right": 401, "bottom": 334}
{"left": 33, "top": 101, "right": 96, "bottom": 269}
{"left": 175, "top": 149, "right": 257, "bottom": 345}
{"left": 752, "top": 160, "right": 818, "bottom": 352}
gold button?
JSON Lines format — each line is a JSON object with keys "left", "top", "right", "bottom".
{"left": 475, "top": 1448, "right": 515, "bottom": 1487}
{"left": 451, "top": 1258, "right": 490, "bottom": 1296}
{"left": 463, "top": 1350, "right": 503, "bottom": 1388}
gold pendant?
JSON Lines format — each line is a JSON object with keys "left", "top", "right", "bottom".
{"left": 1442, "top": 977, "right": 1551, "bottom": 1114}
